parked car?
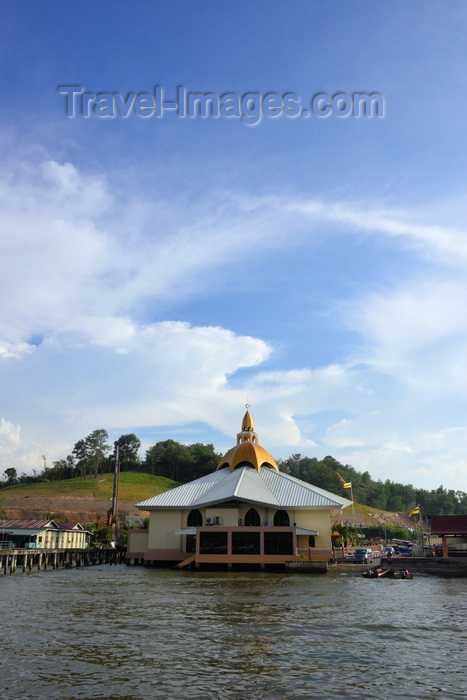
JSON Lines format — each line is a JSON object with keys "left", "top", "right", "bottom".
{"left": 353, "top": 548, "right": 374, "bottom": 563}
{"left": 398, "top": 546, "right": 413, "bottom": 557}
{"left": 383, "top": 546, "right": 395, "bottom": 558}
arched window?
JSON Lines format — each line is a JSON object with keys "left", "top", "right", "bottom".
{"left": 244, "top": 508, "right": 261, "bottom": 526}
{"left": 187, "top": 509, "right": 203, "bottom": 527}
{"left": 273, "top": 510, "right": 290, "bottom": 527}
{"left": 308, "top": 535, "right": 315, "bottom": 548}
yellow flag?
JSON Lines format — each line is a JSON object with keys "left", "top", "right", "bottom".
{"left": 409, "top": 506, "right": 420, "bottom": 517}
{"left": 343, "top": 482, "right": 352, "bottom": 489}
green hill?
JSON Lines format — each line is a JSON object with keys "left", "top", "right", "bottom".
{"left": 0, "top": 472, "right": 179, "bottom": 525}
{"left": 0, "top": 472, "right": 413, "bottom": 528}
{"left": 0, "top": 470, "right": 416, "bottom": 533}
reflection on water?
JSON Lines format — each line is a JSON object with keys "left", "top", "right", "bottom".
{"left": 1, "top": 566, "right": 466, "bottom": 699}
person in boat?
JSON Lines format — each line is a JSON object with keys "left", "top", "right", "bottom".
{"left": 396, "top": 568, "right": 410, "bottom": 579}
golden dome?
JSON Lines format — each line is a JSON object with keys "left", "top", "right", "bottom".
{"left": 216, "top": 409, "right": 278, "bottom": 473}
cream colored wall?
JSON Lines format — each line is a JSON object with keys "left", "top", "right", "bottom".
{"left": 447, "top": 536, "right": 467, "bottom": 547}
{"left": 44, "top": 529, "right": 88, "bottom": 549}
{"left": 74, "top": 531, "right": 87, "bottom": 548}
{"left": 147, "top": 506, "right": 334, "bottom": 552}
{"left": 237, "top": 505, "right": 269, "bottom": 522}
{"left": 178, "top": 507, "right": 240, "bottom": 526}
{"left": 148, "top": 510, "right": 184, "bottom": 549}
{"left": 205, "top": 508, "right": 239, "bottom": 526}
{"left": 60, "top": 530, "right": 80, "bottom": 548}
{"left": 292, "top": 510, "right": 333, "bottom": 549}
{"left": 128, "top": 530, "right": 149, "bottom": 553}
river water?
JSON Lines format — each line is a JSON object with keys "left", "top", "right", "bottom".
{"left": 1, "top": 565, "right": 466, "bottom": 699}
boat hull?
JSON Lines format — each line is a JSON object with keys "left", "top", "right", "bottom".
{"left": 362, "top": 568, "right": 391, "bottom": 578}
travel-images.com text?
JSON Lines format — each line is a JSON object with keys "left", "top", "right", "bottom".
{"left": 58, "top": 86, "right": 384, "bottom": 125}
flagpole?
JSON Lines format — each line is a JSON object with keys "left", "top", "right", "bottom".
{"left": 409, "top": 505, "right": 423, "bottom": 547}
{"left": 418, "top": 507, "right": 424, "bottom": 548}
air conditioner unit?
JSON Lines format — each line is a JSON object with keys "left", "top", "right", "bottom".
{"left": 238, "top": 518, "right": 244, "bottom": 526}
{"left": 263, "top": 521, "right": 271, "bottom": 526}
{"left": 214, "top": 516, "right": 222, "bottom": 525}
{"left": 205, "top": 517, "right": 215, "bottom": 525}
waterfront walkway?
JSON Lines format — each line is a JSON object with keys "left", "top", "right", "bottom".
{"left": 0, "top": 547, "right": 124, "bottom": 575}
{"left": 331, "top": 556, "right": 467, "bottom": 576}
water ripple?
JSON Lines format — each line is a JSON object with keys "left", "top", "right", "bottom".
{"left": 0, "top": 567, "right": 466, "bottom": 699}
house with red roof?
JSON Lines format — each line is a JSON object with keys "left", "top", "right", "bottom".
{"left": 430, "top": 515, "right": 467, "bottom": 557}
{"left": 0, "top": 519, "right": 90, "bottom": 549}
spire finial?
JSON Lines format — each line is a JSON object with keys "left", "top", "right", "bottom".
{"left": 216, "top": 406, "right": 278, "bottom": 472}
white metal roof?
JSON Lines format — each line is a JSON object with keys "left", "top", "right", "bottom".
{"left": 137, "top": 466, "right": 352, "bottom": 511}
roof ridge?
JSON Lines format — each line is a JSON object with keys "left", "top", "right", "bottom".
{"left": 232, "top": 467, "right": 247, "bottom": 497}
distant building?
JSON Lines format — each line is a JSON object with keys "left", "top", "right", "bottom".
{"left": 124, "top": 515, "right": 145, "bottom": 527}
{"left": 430, "top": 515, "right": 467, "bottom": 557}
{"left": 127, "top": 409, "right": 352, "bottom": 570}
{"left": 0, "top": 519, "right": 90, "bottom": 549}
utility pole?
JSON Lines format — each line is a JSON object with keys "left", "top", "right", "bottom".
{"left": 111, "top": 441, "right": 120, "bottom": 543}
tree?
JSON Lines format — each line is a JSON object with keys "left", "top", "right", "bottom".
{"left": 187, "top": 443, "right": 221, "bottom": 479}
{"left": 278, "top": 454, "right": 342, "bottom": 492}
{"left": 145, "top": 439, "right": 221, "bottom": 482}
{"left": 72, "top": 429, "right": 111, "bottom": 477}
{"left": 144, "top": 440, "right": 221, "bottom": 482}
{"left": 144, "top": 439, "right": 193, "bottom": 481}
{"left": 145, "top": 443, "right": 167, "bottom": 475}
{"left": 334, "top": 522, "right": 361, "bottom": 546}
{"left": 43, "top": 456, "right": 76, "bottom": 481}
{"left": 116, "top": 433, "right": 141, "bottom": 471}
{"left": 3, "top": 468, "right": 18, "bottom": 484}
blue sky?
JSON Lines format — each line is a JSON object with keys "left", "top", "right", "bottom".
{"left": 1, "top": 2, "right": 467, "bottom": 491}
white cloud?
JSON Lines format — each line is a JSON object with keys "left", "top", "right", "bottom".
{"left": 339, "top": 430, "right": 467, "bottom": 492}
{"left": 2, "top": 153, "right": 467, "bottom": 491}
{"left": 0, "top": 341, "right": 34, "bottom": 360}
{"left": 338, "top": 440, "right": 415, "bottom": 484}
{"left": 0, "top": 418, "right": 20, "bottom": 446}
{"left": 0, "top": 160, "right": 115, "bottom": 356}
{"left": 0, "top": 418, "right": 24, "bottom": 470}
{"left": 323, "top": 419, "right": 367, "bottom": 448}
{"left": 289, "top": 197, "right": 467, "bottom": 264}
{"left": 343, "top": 278, "right": 467, "bottom": 400}
{"left": 351, "top": 280, "right": 467, "bottom": 358}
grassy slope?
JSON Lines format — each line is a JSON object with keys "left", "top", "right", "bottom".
{"left": 0, "top": 473, "right": 413, "bottom": 528}
{"left": 338, "top": 502, "right": 413, "bottom": 529}
{"left": 0, "top": 472, "right": 180, "bottom": 521}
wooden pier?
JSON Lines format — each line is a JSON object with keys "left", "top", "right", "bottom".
{"left": 387, "top": 556, "right": 467, "bottom": 577}
{"left": 0, "top": 547, "right": 124, "bottom": 575}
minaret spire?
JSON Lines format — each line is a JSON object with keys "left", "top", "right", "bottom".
{"left": 216, "top": 407, "right": 278, "bottom": 472}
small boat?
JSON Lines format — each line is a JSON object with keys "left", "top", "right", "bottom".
{"left": 393, "top": 569, "right": 413, "bottom": 579}
{"left": 362, "top": 567, "right": 391, "bottom": 578}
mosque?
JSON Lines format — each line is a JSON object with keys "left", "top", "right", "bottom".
{"left": 126, "top": 408, "right": 352, "bottom": 570}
